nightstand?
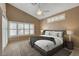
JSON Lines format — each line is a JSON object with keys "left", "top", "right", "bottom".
{"left": 65, "top": 41, "right": 74, "bottom": 50}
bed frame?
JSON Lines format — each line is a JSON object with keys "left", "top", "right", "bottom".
{"left": 30, "top": 30, "right": 66, "bottom": 56}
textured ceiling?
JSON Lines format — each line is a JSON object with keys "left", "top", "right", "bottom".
{"left": 10, "top": 3, "right": 79, "bottom": 20}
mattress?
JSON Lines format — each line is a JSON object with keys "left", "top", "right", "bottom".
{"left": 35, "top": 36, "right": 63, "bottom": 52}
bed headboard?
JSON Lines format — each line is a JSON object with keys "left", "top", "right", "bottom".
{"left": 42, "top": 30, "right": 66, "bottom": 38}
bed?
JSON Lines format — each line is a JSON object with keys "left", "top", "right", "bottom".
{"left": 30, "top": 30, "right": 65, "bottom": 56}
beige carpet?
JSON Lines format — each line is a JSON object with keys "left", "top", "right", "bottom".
{"left": 3, "top": 40, "right": 41, "bottom": 56}
{"left": 2, "top": 40, "right": 79, "bottom": 56}
{"left": 70, "top": 48, "right": 79, "bottom": 56}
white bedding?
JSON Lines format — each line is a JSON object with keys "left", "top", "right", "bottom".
{"left": 35, "top": 35, "right": 63, "bottom": 52}
{"left": 35, "top": 40, "right": 55, "bottom": 51}
{"left": 54, "top": 37, "right": 63, "bottom": 48}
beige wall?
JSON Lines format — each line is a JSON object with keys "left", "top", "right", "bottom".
{"left": 41, "top": 6, "right": 79, "bottom": 48}
{"left": 6, "top": 4, "right": 41, "bottom": 42}
{"left": 0, "top": 7, "right": 2, "bottom": 55}
{"left": 66, "top": 6, "right": 79, "bottom": 48}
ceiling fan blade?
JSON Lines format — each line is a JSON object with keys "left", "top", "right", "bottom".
{"left": 44, "top": 10, "right": 49, "bottom": 12}
{"left": 32, "top": 3, "right": 37, "bottom": 6}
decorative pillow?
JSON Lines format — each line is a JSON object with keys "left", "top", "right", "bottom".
{"left": 55, "top": 32, "right": 63, "bottom": 37}
{"left": 49, "top": 31, "right": 56, "bottom": 37}
{"left": 45, "top": 31, "right": 50, "bottom": 35}
{"left": 44, "top": 31, "right": 63, "bottom": 38}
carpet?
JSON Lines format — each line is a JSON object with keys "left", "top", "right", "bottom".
{"left": 3, "top": 40, "right": 72, "bottom": 56}
{"left": 53, "top": 48, "right": 72, "bottom": 56}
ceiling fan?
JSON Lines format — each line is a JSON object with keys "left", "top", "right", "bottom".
{"left": 32, "top": 3, "right": 49, "bottom": 16}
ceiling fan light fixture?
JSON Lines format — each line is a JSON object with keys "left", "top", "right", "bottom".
{"left": 36, "top": 9, "right": 42, "bottom": 16}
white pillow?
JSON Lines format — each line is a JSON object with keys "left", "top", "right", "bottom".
{"left": 44, "top": 31, "right": 63, "bottom": 38}
{"left": 45, "top": 31, "right": 50, "bottom": 35}
{"left": 49, "top": 31, "right": 56, "bottom": 37}
{"left": 54, "top": 32, "right": 63, "bottom": 38}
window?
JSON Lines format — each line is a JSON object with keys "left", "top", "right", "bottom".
{"left": 47, "top": 18, "right": 51, "bottom": 23}
{"left": 9, "top": 21, "right": 34, "bottom": 37}
{"left": 30, "top": 24, "right": 34, "bottom": 35}
{"left": 24, "top": 24, "right": 30, "bottom": 35}
{"left": 9, "top": 22, "right": 17, "bottom": 37}
{"left": 9, "top": 30, "right": 17, "bottom": 36}
{"left": 47, "top": 13, "right": 65, "bottom": 23}
{"left": 18, "top": 23, "right": 24, "bottom": 35}
{"left": 24, "top": 24, "right": 34, "bottom": 35}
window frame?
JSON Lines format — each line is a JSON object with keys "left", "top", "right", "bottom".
{"left": 9, "top": 21, "right": 18, "bottom": 37}
{"left": 9, "top": 21, "right": 35, "bottom": 37}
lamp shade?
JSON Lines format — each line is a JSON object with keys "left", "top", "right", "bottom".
{"left": 67, "top": 30, "right": 73, "bottom": 35}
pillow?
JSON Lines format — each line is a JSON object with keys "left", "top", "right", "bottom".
{"left": 49, "top": 31, "right": 56, "bottom": 36}
{"left": 45, "top": 31, "right": 50, "bottom": 35}
{"left": 44, "top": 31, "right": 63, "bottom": 38}
{"left": 49, "top": 31, "right": 63, "bottom": 38}
{"left": 55, "top": 32, "right": 63, "bottom": 37}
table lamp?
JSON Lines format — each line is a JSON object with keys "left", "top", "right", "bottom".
{"left": 67, "top": 30, "right": 73, "bottom": 41}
